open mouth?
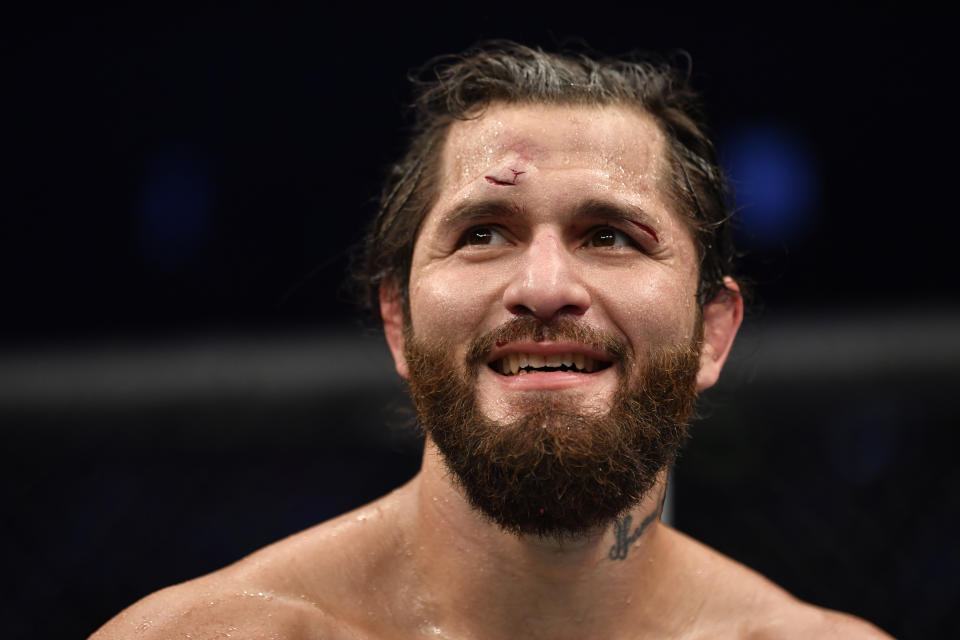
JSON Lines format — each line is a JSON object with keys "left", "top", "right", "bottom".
{"left": 489, "top": 352, "right": 613, "bottom": 376}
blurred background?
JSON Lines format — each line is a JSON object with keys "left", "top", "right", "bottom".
{"left": 2, "top": 3, "right": 956, "bottom": 638}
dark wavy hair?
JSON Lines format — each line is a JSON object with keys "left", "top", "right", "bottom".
{"left": 356, "top": 41, "right": 736, "bottom": 317}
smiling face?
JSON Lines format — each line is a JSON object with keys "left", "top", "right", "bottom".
{"left": 392, "top": 103, "right": 704, "bottom": 411}
{"left": 380, "top": 103, "right": 741, "bottom": 535}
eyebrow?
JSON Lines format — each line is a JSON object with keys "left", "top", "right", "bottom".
{"left": 572, "top": 199, "right": 660, "bottom": 243}
{"left": 439, "top": 197, "right": 661, "bottom": 243}
{"left": 440, "top": 199, "right": 523, "bottom": 228}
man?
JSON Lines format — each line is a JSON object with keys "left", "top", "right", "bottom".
{"left": 92, "top": 43, "right": 892, "bottom": 639}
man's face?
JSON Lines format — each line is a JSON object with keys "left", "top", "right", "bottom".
{"left": 383, "top": 103, "right": 731, "bottom": 535}
{"left": 404, "top": 103, "right": 702, "bottom": 411}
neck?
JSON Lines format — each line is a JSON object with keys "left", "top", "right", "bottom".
{"left": 405, "top": 441, "right": 672, "bottom": 639}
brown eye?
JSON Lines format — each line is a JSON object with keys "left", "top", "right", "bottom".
{"left": 461, "top": 226, "right": 508, "bottom": 246}
{"left": 588, "top": 227, "right": 631, "bottom": 248}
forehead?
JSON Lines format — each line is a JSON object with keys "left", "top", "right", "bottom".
{"left": 440, "top": 102, "right": 669, "bottom": 197}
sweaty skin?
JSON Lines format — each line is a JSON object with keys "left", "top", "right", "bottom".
{"left": 91, "top": 105, "right": 893, "bottom": 640}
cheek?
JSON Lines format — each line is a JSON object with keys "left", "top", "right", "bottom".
{"left": 409, "top": 267, "right": 502, "bottom": 340}
{"left": 599, "top": 271, "right": 699, "bottom": 346}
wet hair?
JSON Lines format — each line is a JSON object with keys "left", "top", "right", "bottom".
{"left": 355, "top": 40, "right": 737, "bottom": 316}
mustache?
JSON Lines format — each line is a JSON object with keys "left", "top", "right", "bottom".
{"left": 465, "top": 316, "right": 628, "bottom": 369}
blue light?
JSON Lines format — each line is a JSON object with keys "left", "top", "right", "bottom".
{"left": 720, "top": 125, "right": 819, "bottom": 248}
{"left": 138, "top": 145, "right": 211, "bottom": 272}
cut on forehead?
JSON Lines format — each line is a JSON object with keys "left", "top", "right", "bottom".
{"left": 441, "top": 102, "right": 671, "bottom": 197}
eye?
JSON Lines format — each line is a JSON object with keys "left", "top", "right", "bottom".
{"left": 459, "top": 226, "right": 509, "bottom": 247}
{"left": 586, "top": 226, "right": 634, "bottom": 248}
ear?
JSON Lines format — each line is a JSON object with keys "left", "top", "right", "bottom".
{"left": 379, "top": 285, "right": 409, "bottom": 379}
{"left": 696, "top": 277, "right": 743, "bottom": 391}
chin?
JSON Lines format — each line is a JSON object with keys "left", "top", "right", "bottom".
{"left": 403, "top": 317, "right": 701, "bottom": 537}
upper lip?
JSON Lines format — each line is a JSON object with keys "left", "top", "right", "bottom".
{"left": 486, "top": 341, "right": 613, "bottom": 364}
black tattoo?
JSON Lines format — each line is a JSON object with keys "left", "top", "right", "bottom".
{"left": 607, "top": 490, "right": 666, "bottom": 561}
{"left": 607, "top": 512, "right": 655, "bottom": 560}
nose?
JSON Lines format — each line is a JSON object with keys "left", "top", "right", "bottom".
{"left": 502, "top": 232, "right": 591, "bottom": 321}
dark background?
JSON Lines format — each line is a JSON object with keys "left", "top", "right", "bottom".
{"left": 2, "top": 4, "right": 956, "bottom": 638}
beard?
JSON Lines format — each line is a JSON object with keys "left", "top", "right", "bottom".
{"left": 403, "top": 316, "right": 702, "bottom": 539}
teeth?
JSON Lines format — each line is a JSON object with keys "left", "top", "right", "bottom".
{"left": 573, "top": 353, "right": 585, "bottom": 370}
{"left": 495, "top": 352, "right": 607, "bottom": 375}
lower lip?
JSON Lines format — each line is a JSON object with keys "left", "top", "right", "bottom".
{"left": 486, "top": 366, "right": 614, "bottom": 391}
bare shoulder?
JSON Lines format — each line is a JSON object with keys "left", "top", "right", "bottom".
{"left": 90, "top": 486, "right": 415, "bottom": 640}
{"left": 657, "top": 526, "right": 895, "bottom": 640}
{"left": 739, "top": 601, "right": 895, "bottom": 639}
{"left": 88, "top": 573, "right": 342, "bottom": 640}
